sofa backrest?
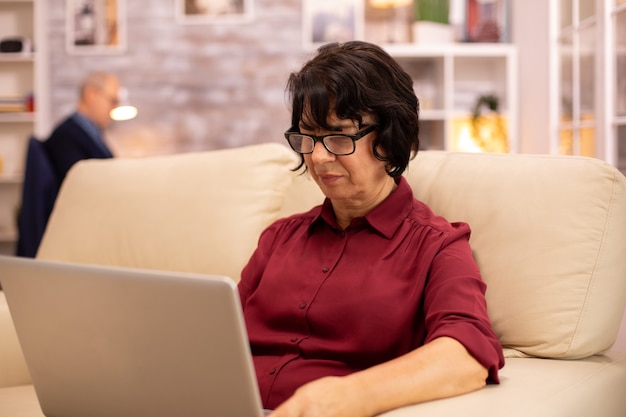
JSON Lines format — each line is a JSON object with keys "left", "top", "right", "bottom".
{"left": 38, "top": 143, "right": 297, "bottom": 282}
{"left": 38, "top": 143, "right": 626, "bottom": 361}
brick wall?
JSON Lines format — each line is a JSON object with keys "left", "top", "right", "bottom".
{"left": 45, "top": 0, "right": 316, "bottom": 157}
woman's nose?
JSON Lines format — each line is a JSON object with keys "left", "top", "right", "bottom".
{"left": 310, "top": 140, "right": 335, "bottom": 163}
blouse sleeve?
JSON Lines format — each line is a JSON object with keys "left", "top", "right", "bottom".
{"left": 421, "top": 222, "right": 505, "bottom": 383}
{"left": 238, "top": 219, "right": 283, "bottom": 307}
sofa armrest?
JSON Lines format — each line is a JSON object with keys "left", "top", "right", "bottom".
{"left": 377, "top": 351, "right": 626, "bottom": 417}
{"left": 0, "top": 292, "right": 31, "bottom": 388}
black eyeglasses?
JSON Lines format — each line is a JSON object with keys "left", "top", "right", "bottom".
{"left": 284, "top": 124, "right": 378, "bottom": 156}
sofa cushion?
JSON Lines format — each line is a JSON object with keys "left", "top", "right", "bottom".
{"left": 279, "top": 170, "right": 325, "bottom": 219}
{"left": 37, "top": 143, "right": 296, "bottom": 282}
{"left": 405, "top": 152, "right": 626, "bottom": 359}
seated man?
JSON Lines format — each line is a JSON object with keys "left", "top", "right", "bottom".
{"left": 44, "top": 71, "right": 121, "bottom": 183}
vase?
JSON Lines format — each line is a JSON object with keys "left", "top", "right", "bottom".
{"left": 411, "top": 21, "right": 455, "bottom": 44}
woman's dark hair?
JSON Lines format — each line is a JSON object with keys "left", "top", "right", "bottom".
{"left": 286, "top": 41, "right": 420, "bottom": 178}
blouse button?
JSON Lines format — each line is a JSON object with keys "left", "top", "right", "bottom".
{"left": 322, "top": 267, "right": 329, "bottom": 273}
{"left": 299, "top": 302, "right": 307, "bottom": 309}
{"left": 290, "top": 337, "right": 298, "bottom": 343}
{"left": 269, "top": 368, "right": 276, "bottom": 375}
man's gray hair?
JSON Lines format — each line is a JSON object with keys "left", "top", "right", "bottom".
{"left": 79, "top": 71, "right": 117, "bottom": 98}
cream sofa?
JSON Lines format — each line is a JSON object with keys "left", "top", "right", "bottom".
{"left": 1, "top": 143, "right": 626, "bottom": 417}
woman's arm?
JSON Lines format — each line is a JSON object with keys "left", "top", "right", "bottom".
{"left": 269, "top": 336, "right": 488, "bottom": 417}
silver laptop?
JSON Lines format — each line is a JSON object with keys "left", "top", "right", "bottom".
{"left": 0, "top": 255, "right": 268, "bottom": 417}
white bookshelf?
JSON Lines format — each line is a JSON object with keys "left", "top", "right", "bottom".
{"left": 0, "top": 0, "right": 49, "bottom": 255}
{"left": 383, "top": 43, "right": 518, "bottom": 153}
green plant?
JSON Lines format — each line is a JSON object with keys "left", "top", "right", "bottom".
{"left": 472, "top": 94, "right": 500, "bottom": 122}
{"left": 414, "top": 0, "right": 450, "bottom": 24}
{"left": 470, "top": 94, "right": 508, "bottom": 153}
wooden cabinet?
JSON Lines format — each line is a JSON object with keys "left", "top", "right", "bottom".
{"left": 0, "top": 0, "right": 48, "bottom": 255}
{"left": 384, "top": 43, "right": 518, "bottom": 153}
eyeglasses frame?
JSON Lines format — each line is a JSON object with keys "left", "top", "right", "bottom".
{"left": 284, "top": 124, "right": 378, "bottom": 156}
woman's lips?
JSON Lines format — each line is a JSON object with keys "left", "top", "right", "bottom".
{"left": 317, "top": 173, "right": 342, "bottom": 185}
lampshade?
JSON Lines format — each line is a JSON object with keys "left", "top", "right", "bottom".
{"left": 110, "top": 87, "right": 138, "bottom": 121}
{"left": 369, "top": 0, "right": 412, "bottom": 8}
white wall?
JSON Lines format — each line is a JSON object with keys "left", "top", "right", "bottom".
{"left": 511, "top": 0, "right": 552, "bottom": 154}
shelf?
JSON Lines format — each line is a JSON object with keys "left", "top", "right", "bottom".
{"left": 0, "top": 231, "right": 17, "bottom": 243}
{"left": 0, "top": 112, "right": 34, "bottom": 122}
{"left": 384, "top": 43, "right": 516, "bottom": 58}
{"left": 0, "top": 0, "right": 41, "bottom": 253}
{"left": 0, "top": 52, "right": 35, "bottom": 62}
{"left": 0, "top": 174, "right": 22, "bottom": 184}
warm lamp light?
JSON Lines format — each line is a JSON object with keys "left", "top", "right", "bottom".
{"left": 452, "top": 115, "right": 508, "bottom": 153}
{"left": 111, "top": 105, "right": 138, "bottom": 121}
{"left": 451, "top": 94, "right": 508, "bottom": 153}
{"left": 369, "top": 0, "right": 412, "bottom": 8}
{"left": 110, "top": 87, "right": 138, "bottom": 121}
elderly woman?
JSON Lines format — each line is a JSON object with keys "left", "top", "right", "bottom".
{"left": 238, "top": 41, "right": 504, "bottom": 417}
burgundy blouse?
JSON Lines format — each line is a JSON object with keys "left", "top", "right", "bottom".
{"left": 238, "top": 176, "right": 504, "bottom": 409}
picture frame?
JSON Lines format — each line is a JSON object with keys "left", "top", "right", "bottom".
{"left": 66, "top": 0, "right": 126, "bottom": 55}
{"left": 175, "top": 0, "right": 253, "bottom": 24}
{"left": 302, "top": 0, "right": 364, "bottom": 50}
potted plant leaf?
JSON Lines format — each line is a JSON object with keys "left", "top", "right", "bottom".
{"left": 412, "top": 0, "right": 454, "bottom": 44}
{"left": 470, "top": 94, "right": 508, "bottom": 153}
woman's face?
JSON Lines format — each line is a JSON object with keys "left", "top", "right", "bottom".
{"left": 301, "top": 112, "right": 392, "bottom": 210}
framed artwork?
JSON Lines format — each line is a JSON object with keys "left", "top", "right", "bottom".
{"left": 175, "top": 0, "right": 253, "bottom": 24}
{"left": 66, "top": 0, "right": 126, "bottom": 54}
{"left": 302, "top": 0, "right": 364, "bottom": 50}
